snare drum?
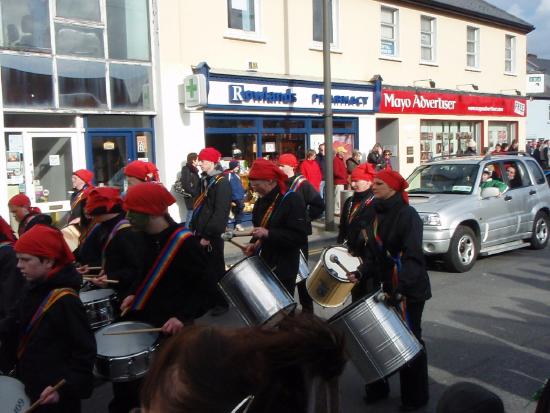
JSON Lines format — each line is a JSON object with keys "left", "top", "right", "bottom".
{"left": 94, "top": 321, "right": 159, "bottom": 382}
{"left": 80, "top": 289, "right": 117, "bottom": 329}
{"left": 295, "top": 250, "right": 310, "bottom": 284}
{"left": 61, "top": 224, "right": 80, "bottom": 252}
{"left": 0, "top": 376, "right": 30, "bottom": 413}
{"left": 219, "top": 255, "right": 297, "bottom": 326}
{"left": 328, "top": 290, "right": 422, "bottom": 383}
{"left": 306, "top": 246, "right": 360, "bottom": 307}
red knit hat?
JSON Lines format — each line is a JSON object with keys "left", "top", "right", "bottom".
{"left": 278, "top": 153, "right": 299, "bottom": 168}
{"left": 15, "top": 224, "right": 75, "bottom": 277}
{"left": 248, "top": 158, "right": 288, "bottom": 193}
{"left": 198, "top": 147, "right": 221, "bottom": 163}
{"left": 123, "top": 183, "right": 176, "bottom": 216}
{"left": 0, "top": 215, "right": 16, "bottom": 243}
{"left": 125, "top": 160, "right": 152, "bottom": 181}
{"left": 73, "top": 169, "right": 94, "bottom": 186}
{"left": 351, "top": 163, "right": 375, "bottom": 182}
{"left": 8, "top": 194, "right": 41, "bottom": 214}
{"left": 375, "top": 170, "right": 409, "bottom": 204}
{"left": 85, "top": 187, "right": 123, "bottom": 215}
{"left": 146, "top": 162, "right": 160, "bottom": 182}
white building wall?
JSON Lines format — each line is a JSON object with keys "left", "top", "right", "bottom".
{"left": 527, "top": 100, "right": 550, "bottom": 140}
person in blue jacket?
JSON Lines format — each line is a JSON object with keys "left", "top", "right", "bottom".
{"left": 225, "top": 160, "right": 246, "bottom": 231}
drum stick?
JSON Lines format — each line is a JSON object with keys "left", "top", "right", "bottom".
{"left": 82, "top": 277, "right": 119, "bottom": 284}
{"left": 24, "top": 379, "right": 66, "bottom": 413}
{"left": 329, "top": 255, "right": 353, "bottom": 275}
{"left": 103, "top": 327, "right": 163, "bottom": 336}
{"left": 86, "top": 266, "right": 103, "bottom": 271}
{"left": 229, "top": 239, "right": 248, "bottom": 252}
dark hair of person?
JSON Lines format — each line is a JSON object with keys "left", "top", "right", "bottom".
{"left": 535, "top": 378, "right": 550, "bottom": 413}
{"left": 141, "top": 314, "right": 346, "bottom": 413}
{"left": 187, "top": 152, "right": 198, "bottom": 163}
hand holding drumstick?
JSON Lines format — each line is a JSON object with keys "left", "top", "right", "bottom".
{"left": 25, "top": 379, "right": 66, "bottom": 412}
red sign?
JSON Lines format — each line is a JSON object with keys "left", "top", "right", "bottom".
{"left": 380, "top": 89, "right": 527, "bottom": 117}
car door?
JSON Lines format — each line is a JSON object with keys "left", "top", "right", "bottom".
{"left": 523, "top": 159, "right": 547, "bottom": 235}
{"left": 499, "top": 160, "right": 530, "bottom": 241}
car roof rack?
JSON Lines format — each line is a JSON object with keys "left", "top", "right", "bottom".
{"left": 482, "top": 151, "right": 529, "bottom": 161}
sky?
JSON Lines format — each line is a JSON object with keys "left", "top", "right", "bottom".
{"left": 486, "top": 0, "right": 550, "bottom": 57}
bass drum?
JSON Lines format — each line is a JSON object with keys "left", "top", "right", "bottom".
{"left": 0, "top": 376, "right": 30, "bottom": 413}
{"left": 328, "top": 290, "right": 422, "bottom": 383}
{"left": 219, "top": 255, "right": 296, "bottom": 326}
{"left": 61, "top": 224, "right": 80, "bottom": 252}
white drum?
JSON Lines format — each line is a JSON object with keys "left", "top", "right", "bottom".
{"left": 61, "top": 224, "right": 80, "bottom": 252}
{"left": 0, "top": 376, "right": 30, "bottom": 413}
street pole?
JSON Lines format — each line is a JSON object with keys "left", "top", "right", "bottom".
{"left": 323, "top": 0, "right": 335, "bottom": 231}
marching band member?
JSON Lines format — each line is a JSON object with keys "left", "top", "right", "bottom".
{"left": 68, "top": 169, "right": 94, "bottom": 225}
{"left": 124, "top": 160, "right": 160, "bottom": 187}
{"left": 8, "top": 193, "right": 53, "bottom": 236}
{"left": 350, "top": 170, "right": 431, "bottom": 411}
{"left": 0, "top": 225, "right": 95, "bottom": 413}
{"left": 116, "top": 183, "right": 211, "bottom": 412}
{"left": 245, "top": 158, "right": 308, "bottom": 294}
{"left": 278, "top": 153, "right": 324, "bottom": 312}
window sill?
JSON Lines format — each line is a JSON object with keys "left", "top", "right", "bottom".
{"left": 465, "top": 67, "right": 481, "bottom": 72}
{"left": 223, "top": 30, "right": 266, "bottom": 44}
{"left": 503, "top": 72, "right": 517, "bottom": 77}
{"left": 309, "top": 43, "right": 342, "bottom": 54}
{"left": 419, "top": 61, "right": 438, "bottom": 67}
{"left": 379, "top": 55, "right": 402, "bottom": 62}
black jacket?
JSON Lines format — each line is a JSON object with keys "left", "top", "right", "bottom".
{"left": 367, "top": 151, "right": 382, "bottom": 166}
{"left": 100, "top": 214, "right": 147, "bottom": 297}
{"left": 0, "top": 242, "right": 24, "bottom": 318}
{"left": 190, "top": 171, "right": 232, "bottom": 241}
{"left": 74, "top": 222, "right": 106, "bottom": 267}
{"left": 128, "top": 224, "right": 211, "bottom": 327}
{"left": 337, "top": 189, "right": 374, "bottom": 248}
{"left": 18, "top": 213, "right": 53, "bottom": 236}
{"left": 180, "top": 163, "right": 201, "bottom": 210}
{"left": 357, "top": 193, "right": 431, "bottom": 303}
{"left": 252, "top": 186, "right": 307, "bottom": 284}
{"left": 0, "top": 266, "right": 95, "bottom": 410}
{"left": 68, "top": 186, "right": 90, "bottom": 224}
{"left": 288, "top": 175, "right": 324, "bottom": 236}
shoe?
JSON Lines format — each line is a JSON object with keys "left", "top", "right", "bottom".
{"left": 235, "top": 224, "right": 245, "bottom": 232}
{"left": 399, "top": 401, "right": 428, "bottom": 412}
{"left": 210, "top": 305, "right": 229, "bottom": 317}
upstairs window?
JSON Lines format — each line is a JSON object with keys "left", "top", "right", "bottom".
{"left": 312, "top": 0, "right": 338, "bottom": 46}
{"left": 381, "top": 7, "right": 398, "bottom": 57}
{"left": 227, "top": 0, "right": 258, "bottom": 32}
{"left": 0, "top": 0, "right": 51, "bottom": 52}
{"left": 420, "top": 16, "right": 436, "bottom": 62}
{"left": 505, "top": 34, "right": 516, "bottom": 73}
{"left": 466, "top": 26, "right": 480, "bottom": 68}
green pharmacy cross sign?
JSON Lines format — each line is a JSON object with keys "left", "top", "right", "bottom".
{"left": 183, "top": 74, "right": 207, "bottom": 108}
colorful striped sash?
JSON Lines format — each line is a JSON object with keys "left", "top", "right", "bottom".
{"left": 289, "top": 175, "right": 307, "bottom": 193}
{"left": 79, "top": 221, "right": 100, "bottom": 245}
{"left": 347, "top": 194, "right": 374, "bottom": 224}
{"left": 130, "top": 228, "right": 192, "bottom": 311}
{"left": 192, "top": 174, "right": 224, "bottom": 215}
{"left": 259, "top": 193, "right": 281, "bottom": 228}
{"left": 17, "top": 288, "right": 78, "bottom": 359}
{"left": 70, "top": 189, "right": 86, "bottom": 210}
{"left": 101, "top": 219, "right": 131, "bottom": 265}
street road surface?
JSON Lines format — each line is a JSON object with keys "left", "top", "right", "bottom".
{"left": 84, "top": 244, "right": 550, "bottom": 412}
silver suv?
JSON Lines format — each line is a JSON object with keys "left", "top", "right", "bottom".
{"left": 406, "top": 154, "right": 550, "bottom": 272}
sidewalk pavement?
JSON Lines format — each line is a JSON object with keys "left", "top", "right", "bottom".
{"left": 223, "top": 219, "right": 339, "bottom": 265}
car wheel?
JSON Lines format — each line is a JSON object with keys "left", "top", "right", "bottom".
{"left": 444, "top": 225, "right": 478, "bottom": 273}
{"left": 530, "top": 211, "right": 549, "bottom": 250}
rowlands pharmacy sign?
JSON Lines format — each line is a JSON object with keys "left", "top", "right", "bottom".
{"left": 207, "top": 75, "right": 378, "bottom": 113}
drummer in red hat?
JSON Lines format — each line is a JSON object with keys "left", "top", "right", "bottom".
{"left": 68, "top": 169, "right": 94, "bottom": 225}
{"left": 8, "top": 193, "right": 53, "bottom": 236}
{"left": 245, "top": 158, "right": 307, "bottom": 294}
{"left": 4, "top": 224, "right": 96, "bottom": 411}
{"left": 351, "top": 169, "right": 431, "bottom": 411}
{"left": 124, "top": 160, "right": 160, "bottom": 187}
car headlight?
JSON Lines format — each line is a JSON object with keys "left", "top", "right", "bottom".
{"left": 419, "top": 213, "right": 441, "bottom": 226}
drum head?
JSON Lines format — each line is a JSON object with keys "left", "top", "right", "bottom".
{"left": 80, "top": 288, "right": 115, "bottom": 302}
{"left": 0, "top": 376, "right": 30, "bottom": 412}
{"left": 61, "top": 225, "right": 80, "bottom": 252}
{"left": 323, "top": 246, "right": 361, "bottom": 282}
{"left": 95, "top": 322, "right": 158, "bottom": 358}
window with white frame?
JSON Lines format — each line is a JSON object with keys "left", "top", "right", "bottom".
{"left": 381, "top": 6, "right": 398, "bottom": 57}
{"left": 227, "top": 0, "right": 258, "bottom": 32}
{"left": 466, "top": 26, "right": 480, "bottom": 68}
{"left": 505, "top": 34, "right": 516, "bottom": 73}
{"left": 548, "top": 105, "right": 550, "bottom": 121}
{"left": 420, "top": 15, "right": 436, "bottom": 62}
{"left": 312, "top": 0, "right": 338, "bottom": 46}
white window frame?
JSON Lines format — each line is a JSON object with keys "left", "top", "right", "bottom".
{"left": 224, "top": 0, "right": 264, "bottom": 43}
{"left": 380, "top": 6, "right": 399, "bottom": 58}
{"left": 505, "top": 34, "right": 516, "bottom": 74}
{"left": 466, "top": 26, "right": 480, "bottom": 69}
{"left": 548, "top": 104, "right": 550, "bottom": 122}
{"left": 420, "top": 15, "right": 436, "bottom": 63}
{"left": 310, "top": 0, "right": 340, "bottom": 51}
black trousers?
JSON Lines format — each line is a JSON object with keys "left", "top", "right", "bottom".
{"left": 297, "top": 245, "right": 314, "bottom": 312}
{"left": 365, "top": 300, "right": 429, "bottom": 407}
{"left": 109, "top": 379, "right": 142, "bottom": 413}
{"left": 206, "top": 236, "right": 228, "bottom": 308}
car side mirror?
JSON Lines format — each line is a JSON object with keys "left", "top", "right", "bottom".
{"left": 481, "top": 187, "right": 501, "bottom": 199}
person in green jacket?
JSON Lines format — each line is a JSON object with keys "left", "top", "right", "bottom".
{"left": 480, "top": 167, "right": 507, "bottom": 194}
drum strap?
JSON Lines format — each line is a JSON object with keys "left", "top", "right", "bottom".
{"left": 192, "top": 175, "right": 224, "bottom": 217}
{"left": 130, "top": 228, "right": 193, "bottom": 311}
{"left": 289, "top": 175, "right": 307, "bottom": 193}
{"left": 101, "top": 219, "right": 132, "bottom": 265}
{"left": 79, "top": 221, "right": 101, "bottom": 244}
{"left": 17, "top": 288, "right": 78, "bottom": 359}
{"left": 348, "top": 194, "right": 374, "bottom": 224}
{"left": 70, "top": 188, "right": 87, "bottom": 210}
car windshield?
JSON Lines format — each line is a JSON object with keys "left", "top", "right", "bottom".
{"left": 407, "top": 163, "right": 479, "bottom": 194}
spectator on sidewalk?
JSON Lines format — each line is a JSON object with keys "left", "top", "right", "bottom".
{"left": 316, "top": 144, "right": 326, "bottom": 198}
{"left": 178, "top": 152, "right": 200, "bottom": 226}
{"left": 333, "top": 147, "right": 348, "bottom": 215}
{"left": 367, "top": 143, "right": 383, "bottom": 168}
{"left": 346, "top": 150, "right": 362, "bottom": 175}
{"left": 224, "top": 160, "right": 246, "bottom": 232}
{"left": 300, "top": 149, "right": 322, "bottom": 192}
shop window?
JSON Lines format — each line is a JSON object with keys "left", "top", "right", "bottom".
{"left": 420, "top": 16, "right": 436, "bottom": 62}
{"left": 227, "top": 0, "right": 258, "bottom": 32}
{"left": 56, "top": 0, "right": 101, "bottom": 22}
{"left": 107, "top": 0, "right": 150, "bottom": 61}
{"left": 488, "top": 122, "right": 516, "bottom": 151}
{"left": 380, "top": 6, "right": 398, "bottom": 57}
{"left": 466, "top": 26, "right": 479, "bottom": 68}
{"left": 0, "top": 0, "right": 51, "bottom": 52}
{"left": 58, "top": 59, "right": 107, "bottom": 108}
{"left": 263, "top": 119, "right": 305, "bottom": 129}
{"left": 206, "top": 118, "right": 256, "bottom": 129}
{"left": 420, "top": 120, "right": 480, "bottom": 161}
{"left": 312, "top": 0, "right": 338, "bottom": 46}
{"left": 504, "top": 35, "right": 515, "bottom": 73}
{"left": 55, "top": 24, "right": 104, "bottom": 58}
{"left": 311, "top": 119, "right": 353, "bottom": 129}
{"left": 0, "top": 54, "right": 53, "bottom": 107}
{"left": 109, "top": 63, "right": 152, "bottom": 110}
{"left": 87, "top": 115, "right": 152, "bottom": 128}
